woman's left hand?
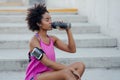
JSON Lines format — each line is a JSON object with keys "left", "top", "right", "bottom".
{"left": 69, "top": 68, "right": 80, "bottom": 80}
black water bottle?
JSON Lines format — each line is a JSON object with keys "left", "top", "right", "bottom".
{"left": 51, "top": 21, "right": 71, "bottom": 29}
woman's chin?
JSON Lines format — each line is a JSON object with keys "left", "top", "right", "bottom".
{"left": 48, "top": 28, "right": 53, "bottom": 31}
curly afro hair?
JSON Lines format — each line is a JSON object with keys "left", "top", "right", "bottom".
{"left": 26, "top": 4, "right": 49, "bottom": 32}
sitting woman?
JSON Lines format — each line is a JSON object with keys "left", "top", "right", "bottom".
{"left": 25, "top": 3, "right": 85, "bottom": 80}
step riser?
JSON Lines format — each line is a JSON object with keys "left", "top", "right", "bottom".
{"left": 0, "top": 10, "right": 78, "bottom": 15}
{"left": 0, "top": 12, "right": 26, "bottom": 15}
{"left": 49, "top": 26, "right": 100, "bottom": 34}
{"left": 0, "top": 0, "right": 22, "bottom": 2}
{"left": 0, "top": 25, "right": 100, "bottom": 34}
{"left": 0, "top": 15, "right": 88, "bottom": 23}
{"left": 0, "top": 12, "right": 77, "bottom": 15}
{"left": 0, "top": 39, "right": 117, "bottom": 49}
{"left": 0, "top": 57, "right": 120, "bottom": 71}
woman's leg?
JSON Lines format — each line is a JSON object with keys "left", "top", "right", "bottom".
{"left": 36, "top": 68, "right": 77, "bottom": 80}
{"left": 36, "top": 62, "right": 85, "bottom": 80}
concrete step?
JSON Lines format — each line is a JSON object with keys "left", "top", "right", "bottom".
{"left": 0, "top": 23, "right": 100, "bottom": 34}
{"left": 0, "top": 6, "right": 78, "bottom": 15}
{"left": 0, "top": 0, "right": 23, "bottom": 2}
{"left": 0, "top": 48, "right": 120, "bottom": 71}
{"left": 0, "top": 2, "right": 23, "bottom": 6}
{"left": 0, "top": 14, "right": 88, "bottom": 23}
{"left": 0, "top": 68, "right": 120, "bottom": 80}
{"left": 0, "top": 34, "right": 117, "bottom": 49}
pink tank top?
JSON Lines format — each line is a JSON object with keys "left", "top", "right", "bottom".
{"left": 25, "top": 34, "right": 56, "bottom": 80}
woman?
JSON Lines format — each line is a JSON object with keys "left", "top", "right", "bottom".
{"left": 25, "top": 3, "right": 85, "bottom": 80}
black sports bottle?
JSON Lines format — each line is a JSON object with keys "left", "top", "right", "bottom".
{"left": 51, "top": 21, "right": 71, "bottom": 29}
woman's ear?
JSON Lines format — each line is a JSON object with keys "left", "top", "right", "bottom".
{"left": 37, "top": 23, "right": 41, "bottom": 27}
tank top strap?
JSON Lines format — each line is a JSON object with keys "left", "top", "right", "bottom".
{"left": 35, "top": 33, "right": 53, "bottom": 43}
{"left": 48, "top": 35, "right": 54, "bottom": 43}
{"left": 35, "top": 33, "right": 41, "bottom": 41}
{"left": 46, "top": 35, "right": 54, "bottom": 44}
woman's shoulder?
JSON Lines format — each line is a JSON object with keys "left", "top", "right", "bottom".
{"left": 29, "top": 35, "right": 41, "bottom": 50}
{"left": 29, "top": 35, "right": 37, "bottom": 44}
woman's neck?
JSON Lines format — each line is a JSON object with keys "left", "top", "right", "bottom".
{"left": 38, "top": 30, "right": 48, "bottom": 38}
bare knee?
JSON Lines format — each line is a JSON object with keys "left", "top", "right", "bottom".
{"left": 75, "top": 62, "right": 85, "bottom": 76}
{"left": 68, "top": 62, "right": 85, "bottom": 72}
{"left": 77, "top": 62, "right": 85, "bottom": 70}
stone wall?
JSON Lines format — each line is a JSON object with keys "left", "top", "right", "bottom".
{"left": 29, "top": 0, "right": 46, "bottom": 6}
{"left": 77, "top": 0, "right": 120, "bottom": 47}
{"left": 46, "top": 0, "right": 77, "bottom": 9}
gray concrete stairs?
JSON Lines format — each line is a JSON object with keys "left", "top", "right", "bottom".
{"left": 0, "top": 5, "right": 120, "bottom": 80}
{"left": 0, "top": 48, "right": 120, "bottom": 71}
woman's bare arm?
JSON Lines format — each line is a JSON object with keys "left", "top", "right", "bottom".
{"left": 52, "top": 29, "right": 76, "bottom": 53}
